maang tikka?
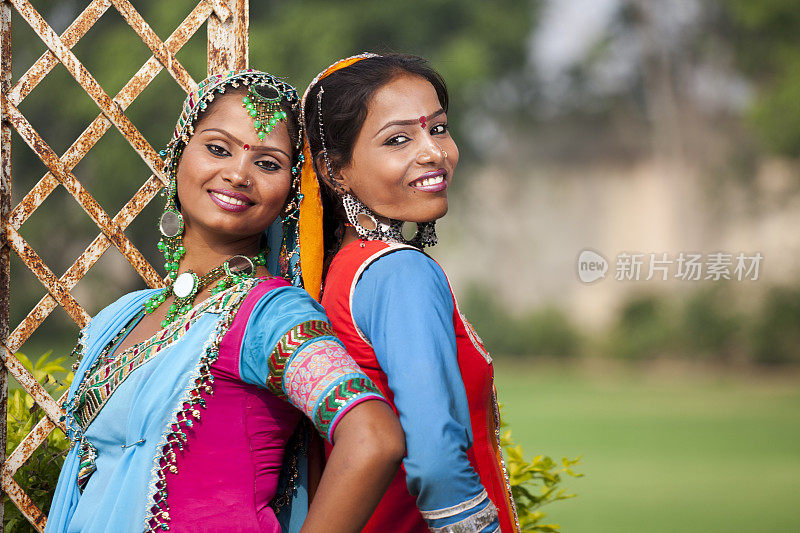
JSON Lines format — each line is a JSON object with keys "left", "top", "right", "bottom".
{"left": 243, "top": 83, "right": 288, "bottom": 140}
{"left": 316, "top": 87, "right": 438, "bottom": 248}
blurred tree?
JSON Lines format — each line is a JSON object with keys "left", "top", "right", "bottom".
{"left": 721, "top": 0, "right": 800, "bottom": 155}
{"left": 248, "top": 0, "right": 537, "bottom": 156}
{"left": 749, "top": 286, "right": 800, "bottom": 364}
{"left": 462, "top": 286, "right": 581, "bottom": 357}
{"left": 8, "top": 1, "right": 538, "bottom": 354}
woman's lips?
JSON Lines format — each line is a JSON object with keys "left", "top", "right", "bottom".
{"left": 208, "top": 189, "right": 254, "bottom": 212}
{"left": 410, "top": 169, "right": 448, "bottom": 192}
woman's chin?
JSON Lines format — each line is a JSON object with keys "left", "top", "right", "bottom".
{"left": 421, "top": 201, "right": 448, "bottom": 222}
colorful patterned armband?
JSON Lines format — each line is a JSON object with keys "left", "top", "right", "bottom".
{"left": 272, "top": 325, "right": 384, "bottom": 440}
{"left": 265, "top": 320, "right": 335, "bottom": 398}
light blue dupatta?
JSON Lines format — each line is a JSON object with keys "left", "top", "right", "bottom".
{"left": 46, "top": 283, "right": 253, "bottom": 532}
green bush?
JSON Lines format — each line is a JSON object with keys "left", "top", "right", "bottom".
{"left": 604, "top": 295, "right": 677, "bottom": 360}
{"left": 462, "top": 287, "right": 582, "bottom": 357}
{"left": 678, "top": 286, "right": 743, "bottom": 360}
{"left": 4, "top": 352, "right": 72, "bottom": 533}
{"left": 604, "top": 285, "right": 800, "bottom": 364}
{"left": 749, "top": 286, "right": 800, "bottom": 364}
{"left": 501, "top": 414, "right": 582, "bottom": 531}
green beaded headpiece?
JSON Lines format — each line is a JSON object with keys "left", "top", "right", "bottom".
{"left": 242, "top": 83, "right": 288, "bottom": 141}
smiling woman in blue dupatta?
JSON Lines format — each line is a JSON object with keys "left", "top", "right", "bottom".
{"left": 46, "top": 70, "right": 404, "bottom": 533}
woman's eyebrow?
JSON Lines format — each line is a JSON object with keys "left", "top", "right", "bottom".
{"left": 374, "top": 109, "right": 445, "bottom": 137}
{"left": 200, "top": 128, "right": 290, "bottom": 159}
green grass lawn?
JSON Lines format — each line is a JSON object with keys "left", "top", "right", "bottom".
{"left": 494, "top": 359, "right": 800, "bottom": 533}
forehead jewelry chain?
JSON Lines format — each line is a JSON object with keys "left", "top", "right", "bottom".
{"left": 242, "top": 83, "right": 288, "bottom": 140}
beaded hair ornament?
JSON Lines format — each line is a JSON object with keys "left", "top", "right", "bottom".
{"left": 157, "top": 70, "right": 306, "bottom": 300}
{"left": 299, "top": 53, "right": 439, "bottom": 277}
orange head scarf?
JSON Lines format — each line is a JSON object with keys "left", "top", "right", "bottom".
{"left": 297, "top": 53, "right": 379, "bottom": 301}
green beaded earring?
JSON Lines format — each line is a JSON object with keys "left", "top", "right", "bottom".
{"left": 242, "top": 83, "right": 288, "bottom": 141}
{"left": 157, "top": 175, "right": 185, "bottom": 281}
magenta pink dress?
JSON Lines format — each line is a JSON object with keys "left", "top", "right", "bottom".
{"left": 160, "top": 278, "right": 383, "bottom": 531}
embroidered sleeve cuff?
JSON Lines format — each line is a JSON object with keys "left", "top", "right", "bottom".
{"left": 425, "top": 493, "right": 499, "bottom": 533}
{"left": 313, "top": 375, "right": 384, "bottom": 442}
{"left": 279, "top": 332, "right": 386, "bottom": 441}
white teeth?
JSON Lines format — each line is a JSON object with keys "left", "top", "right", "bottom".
{"left": 415, "top": 175, "right": 444, "bottom": 187}
{"left": 211, "top": 191, "right": 247, "bottom": 206}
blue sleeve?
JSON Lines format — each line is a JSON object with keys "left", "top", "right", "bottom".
{"left": 238, "top": 285, "right": 331, "bottom": 387}
{"left": 353, "top": 250, "right": 499, "bottom": 532}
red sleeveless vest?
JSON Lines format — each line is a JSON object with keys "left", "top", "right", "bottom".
{"left": 322, "top": 240, "right": 519, "bottom": 533}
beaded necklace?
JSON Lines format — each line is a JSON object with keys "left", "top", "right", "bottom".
{"left": 145, "top": 243, "right": 267, "bottom": 328}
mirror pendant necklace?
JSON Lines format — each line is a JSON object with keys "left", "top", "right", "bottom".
{"left": 144, "top": 249, "right": 267, "bottom": 328}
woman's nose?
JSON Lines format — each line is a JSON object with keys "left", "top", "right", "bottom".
{"left": 222, "top": 160, "right": 250, "bottom": 187}
{"left": 416, "top": 138, "right": 446, "bottom": 164}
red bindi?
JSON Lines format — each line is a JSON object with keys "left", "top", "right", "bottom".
{"left": 419, "top": 115, "right": 426, "bottom": 128}
{"left": 243, "top": 143, "right": 250, "bottom": 151}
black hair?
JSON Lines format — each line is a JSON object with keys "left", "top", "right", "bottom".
{"left": 302, "top": 53, "right": 449, "bottom": 260}
{"left": 304, "top": 53, "right": 448, "bottom": 174}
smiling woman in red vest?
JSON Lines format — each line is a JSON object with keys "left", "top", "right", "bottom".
{"left": 300, "top": 54, "right": 520, "bottom": 533}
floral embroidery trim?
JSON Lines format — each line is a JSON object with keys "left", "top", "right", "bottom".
{"left": 420, "top": 489, "right": 489, "bottom": 520}
{"left": 312, "top": 376, "right": 382, "bottom": 440}
{"left": 283, "top": 338, "right": 365, "bottom": 417}
{"left": 265, "top": 319, "right": 335, "bottom": 398}
{"left": 144, "top": 279, "right": 257, "bottom": 533}
{"left": 428, "top": 500, "right": 498, "bottom": 533}
{"left": 73, "top": 288, "right": 238, "bottom": 431}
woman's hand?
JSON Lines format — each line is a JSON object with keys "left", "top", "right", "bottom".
{"left": 300, "top": 400, "right": 404, "bottom": 533}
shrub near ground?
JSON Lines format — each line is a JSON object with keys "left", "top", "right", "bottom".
{"left": 462, "top": 286, "right": 582, "bottom": 358}
{"left": 4, "top": 353, "right": 71, "bottom": 533}
{"left": 463, "top": 283, "right": 800, "bottom": 364}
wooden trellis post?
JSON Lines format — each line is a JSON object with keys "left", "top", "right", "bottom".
{"left": 0, "top": 1, "right": 249, "bottom": 529}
